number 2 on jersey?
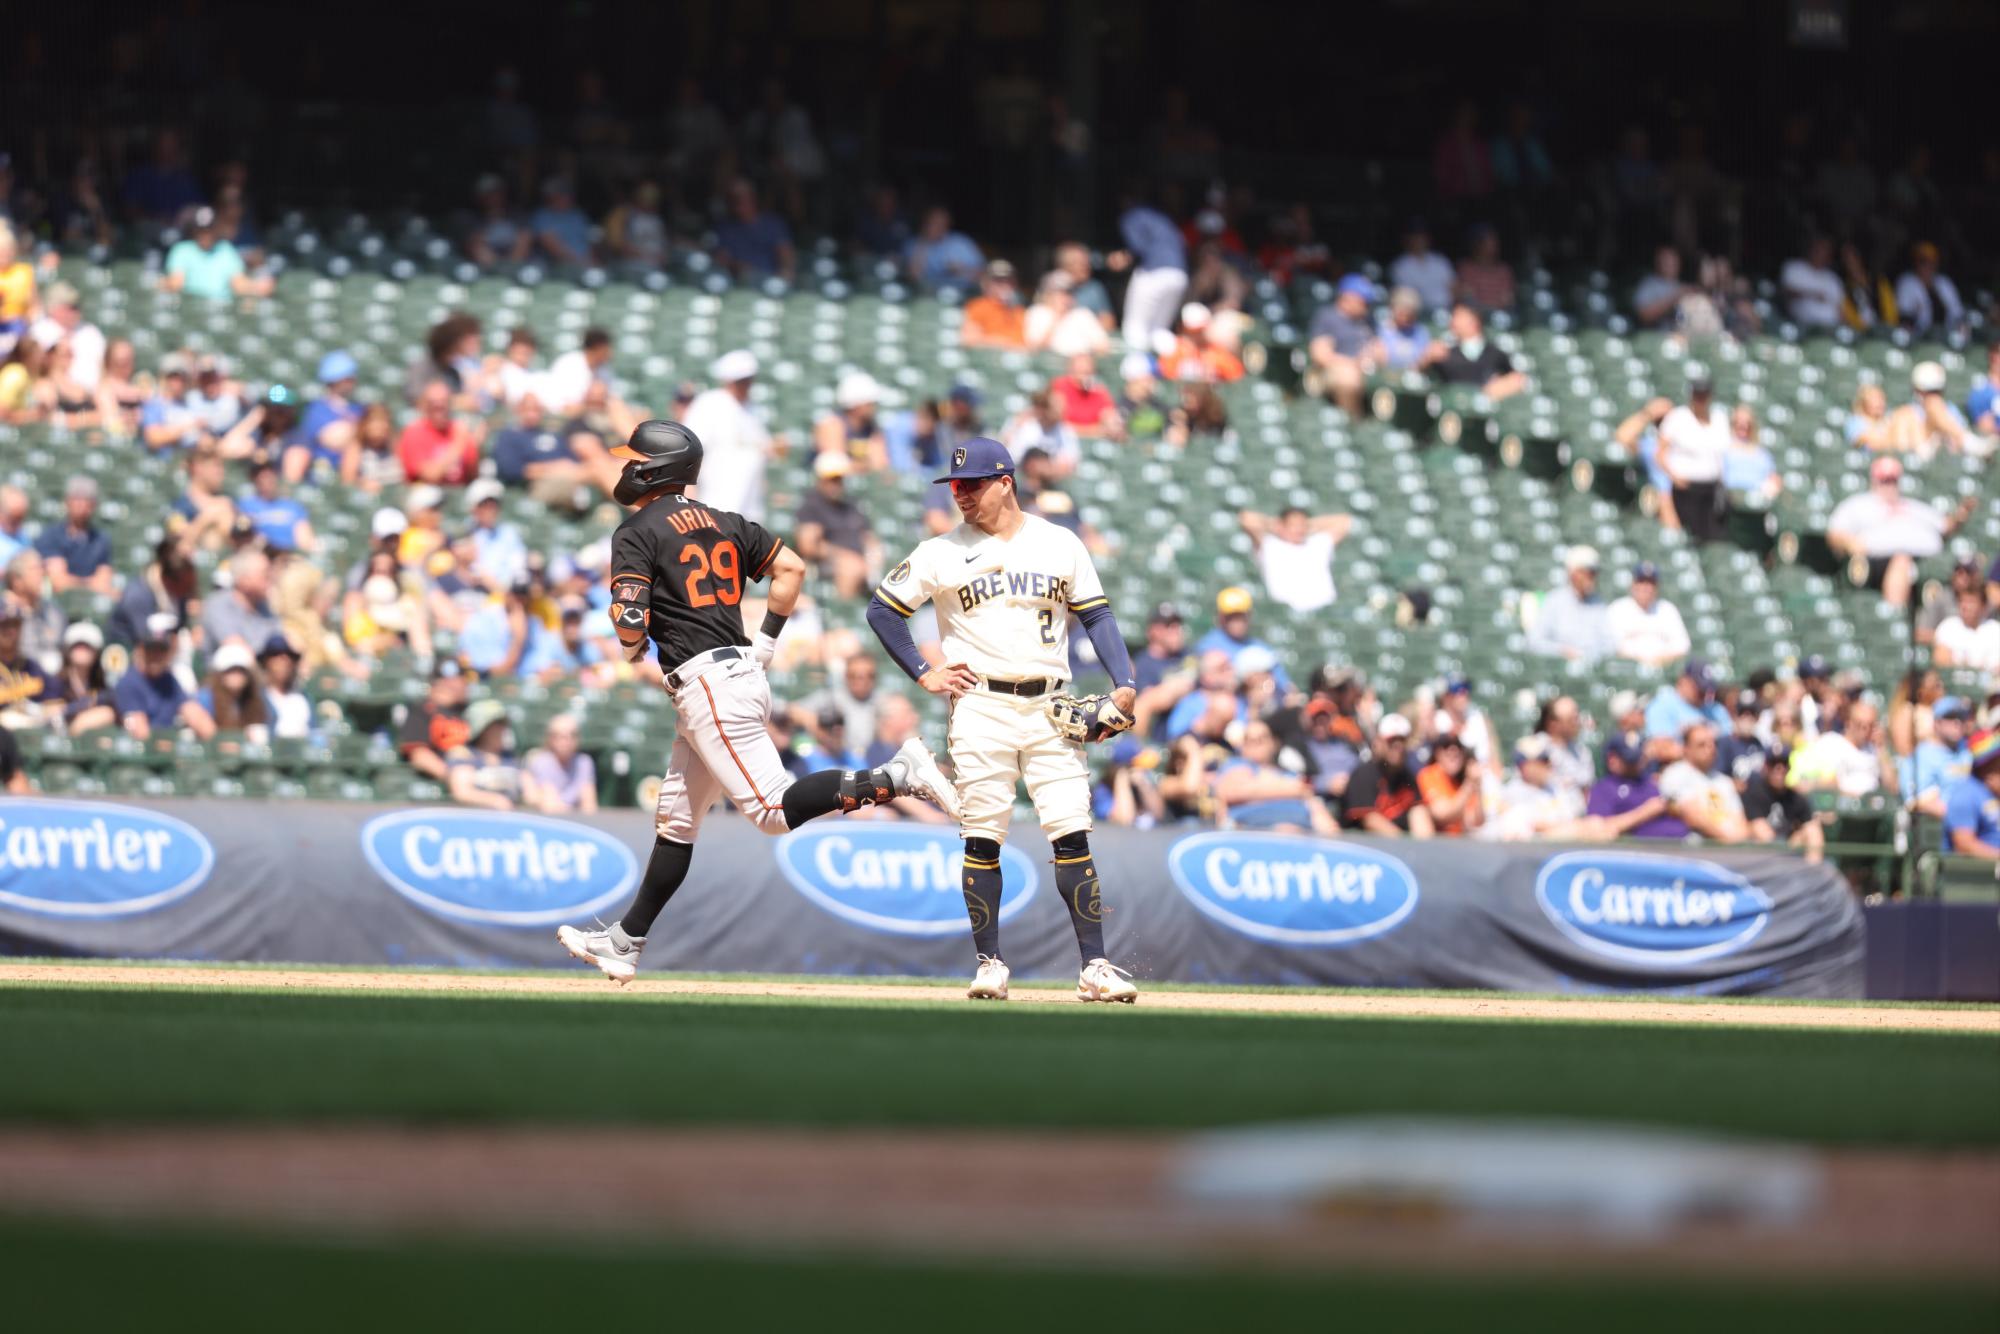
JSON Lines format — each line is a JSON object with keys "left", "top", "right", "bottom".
{"left": 679, "top": 541, "right": 742, "bottom": 607}
{"left": 1038, "top": 607, "right": 1056, "bottom": 645}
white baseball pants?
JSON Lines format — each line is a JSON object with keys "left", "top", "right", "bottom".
{"left": 948, "top": 687, "right": 1093, "bottom": 844}
{"left": 654, "top": 656, "right": 795, "bottom": 841}
{"left": 1121, "top": 265, "right": 1188, "bottom": 349}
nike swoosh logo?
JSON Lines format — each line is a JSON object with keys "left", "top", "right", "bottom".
{"left": 964, "top": 553, "right": 981, "bottom": 563}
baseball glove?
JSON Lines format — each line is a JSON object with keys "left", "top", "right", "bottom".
{"left": 1046, "top": 692, "right": 1135, "bottom": 744}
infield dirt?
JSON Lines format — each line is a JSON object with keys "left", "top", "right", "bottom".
{"left": 1, "top": 962, "right": 1994, "bottom": 1030}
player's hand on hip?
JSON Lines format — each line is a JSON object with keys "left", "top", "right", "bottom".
{"left": 1111, "top": 686, "right": 1138, "bottom": 716}
{"left": 920, "top": 663, "right": 979, "bottom": 698}
{"left": 750, "top": 631, "right": 780, "bottom": 669}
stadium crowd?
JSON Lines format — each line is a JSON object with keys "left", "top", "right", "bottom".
{"left": 0, "top": 85, "right": 1996, "bottom": 866}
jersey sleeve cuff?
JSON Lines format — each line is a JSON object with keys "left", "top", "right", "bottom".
{"left": 753, "top": 539, "right": 784, "bottom": 578}
{"left": 1067, "top": 595, "right": 1109, "bottom": 612}
{"left": 874, "top": 588, "right": 917, "bottom": 617}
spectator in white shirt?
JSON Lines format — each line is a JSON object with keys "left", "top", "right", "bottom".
{"left": 1606, "top": 561, "right": 1692, "bottom": 667}
{"left": 1654, "top": 373, "right": 1729, "bottom": 542}
{"left": 1789, "top": 699, "right": 1892, "bottom": 797}
{"left": 1779, "top": 236, "right": 1844, "bottom": 331}
{"left": 27, "top": 282, "right": 105, "bottom": 391}
{"left": 1388, "top": 219, "right": 1455, "bottom": 312}
{"left": 1934, "top": 587, "right": 2000, "bottom": 673}
{"left": 1001, "top": 391, "right": 1081, "bottom": 476}
{"left": 1023, "top": 273, "right": 1111, "bottom": 359}
{"left": 1237, "top": 506, "right": 1352, "bottom": 614}
{"left": 1893, "top": 242, "right": 1965, "bottom": 338}
{"left": 1657, "top": 724, "right": 1750, "bottom": 842}
{"left": 683, "top": 350, "right": 784, "bottom": 523}
{"left": 543, "top": 328, "right": 614, "bottom": 415}
{"left": 1826, "top": 454, "right": 1974, "bottom": 607}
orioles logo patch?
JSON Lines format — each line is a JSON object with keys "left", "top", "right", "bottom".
{"left": 888, "top": 560, "right": 912, "bottom": 584}
{"left": 952, "top": 446, "right": 967, "bottom": 470}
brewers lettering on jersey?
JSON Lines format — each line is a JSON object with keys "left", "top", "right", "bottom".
{"left": 867, "top": 436, "right": 1142, "bottom": 1003}
{"left": 557, "top": 419, "right": 959, "bottom": 986}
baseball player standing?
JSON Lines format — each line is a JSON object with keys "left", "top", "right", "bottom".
{"left": 558, "top": 420, "right": 959, "bottom": 984}
{"left": 867, "top": 437, "right": 1141, "bottom": 1002}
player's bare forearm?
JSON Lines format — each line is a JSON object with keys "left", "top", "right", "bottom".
{"left": 764, "top": 547, "right": 806, "bottom": 617}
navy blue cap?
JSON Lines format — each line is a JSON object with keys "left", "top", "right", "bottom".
{"left": 1682, "top": 657, "right": 1717, "bottom": 693}
{"left": 1632, "top": 560, "right": 1660, "bottom": 582}
{"left": 932, "top": 436, "right": 1016, "bottom": 484}
{"left": 1604, "top": 734, "right": 1646, "bottom": 768}
{"left": 1443, "top": 674, "right": 1471, "bottom": 695}
{"left": 1799, "top": 654, "right": 1830, "bottom": 680}
{"left": 1761, "top": 741, "right": 1793, "bottom": 768}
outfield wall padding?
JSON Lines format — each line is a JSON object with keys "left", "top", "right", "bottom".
{"left": 0, "top": 798, "right": 1866, "bottom": 997}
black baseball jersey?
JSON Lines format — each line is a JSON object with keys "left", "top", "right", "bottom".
{"left": 609, "top": 494, "right": 784, "bottom": 668}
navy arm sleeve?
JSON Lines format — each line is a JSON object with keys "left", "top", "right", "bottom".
{"left": 1075, "top": 602, "right": 1137, "bottom": 691}
{"left": 867, "top": 595, "right": 931, "bottom": 683}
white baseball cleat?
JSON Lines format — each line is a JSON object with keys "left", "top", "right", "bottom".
{"left": 557, "top": 923, "right": 642, "bottom": 986}
{"left": 888, "top": 736, "right": 962, "bottom": 821}
{"left": 967, "top": 954, "right": 1010, "bottom": 1000}
{"left": 1077, "top": 958, "right": 1138, "bottom": 1004}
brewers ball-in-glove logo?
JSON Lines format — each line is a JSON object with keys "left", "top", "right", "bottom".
{"left": 952, "top": 446, "right": 967, "bottom": 470}
{"left": 888, "top": 560, "right": 911, "bottom": 584}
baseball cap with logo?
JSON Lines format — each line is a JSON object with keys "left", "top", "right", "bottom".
{"left": 1149, "top": 601, "right": 1183, "bottom": 625}
{"left": 1632, "top": 560, "right": 1660, "bottom": 582}
{"left": 1935, "top": 696, "right": 1971, "bottom": 721}
{"left": 1681, "top": 657, "right": 1718, "bottom": 696}
{"left": 932, "top": 436, "right": 1015, "bottom": 484}
{"left": 1215, "top": 586, "right": 1254, "bottom": 616}
{"left": 1603, "top": 734, "right": 1646, "bottom": 769}
{"left": 1799, "top": 654, "right": 1831, "bottom": 680}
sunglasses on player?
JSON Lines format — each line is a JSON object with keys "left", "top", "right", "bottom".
{"left": 949, "top": 475, "right": 1007, "bottom": 497}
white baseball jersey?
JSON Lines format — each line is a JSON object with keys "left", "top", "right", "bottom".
{"left": 875, "top": 514, "right": 1105, "bottom": 681}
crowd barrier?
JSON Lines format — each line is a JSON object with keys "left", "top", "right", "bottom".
{"left": 0, "top": 797, "right": 1874, "bottom": 998}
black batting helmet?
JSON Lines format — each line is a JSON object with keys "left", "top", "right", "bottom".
{"left": 611, "top": 419, "right": 703, "bottom": 505}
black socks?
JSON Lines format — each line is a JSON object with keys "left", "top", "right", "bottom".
{"left": 1052, "top": 832, "right": 1107, "bottom": 965}
{"left": 780, "top": 766, "right": 896, "bottom": 829}
{"left": 960, "top": 837, "right": 1004, "bottom": 959}
{"left": 619, "top": 836, "right": 694, "bottom": 938}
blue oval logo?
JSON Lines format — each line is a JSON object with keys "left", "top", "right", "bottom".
{"left": 1167, "top": 832, "right": 1419, "bottom": 946}
{"left": 0, "top": 799, "right": 214, "bottom": 918}
{"left": 1535, "top": 851, "right": 1774, "bottom": 966}
{"left": 776, "top": 825, "right": 1039, "bottom": 937}
{"left": 362, "top": 810, "right": 639, "bottom": 928}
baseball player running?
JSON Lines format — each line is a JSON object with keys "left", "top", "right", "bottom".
{"left": 558, "top": 420, "right": 959, "bottom": 984}
{"left": 867, "top": 437, "right": 1141, "bottom": 1002}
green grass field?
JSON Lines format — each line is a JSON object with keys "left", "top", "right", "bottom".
{"left": 0, "top": 981, "right": 1994, "bottom": 1142}
{"left": 2, "top": 969, "right": 1995, "bottom": 1330}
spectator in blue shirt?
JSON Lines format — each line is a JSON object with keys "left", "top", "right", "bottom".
{"left": 903, "top": 206, "right": 984, "bottom": 290}
{"left": 1644, "top": 659, "right": 1730, "bottom": 753}
{"left": 1308, "top": 274, "right": 1380, "bottom": 417}
{"left": 714, "top": 178, "right": 795, "bottom": 281}
{"left": 1371, "top": 286, "right": 1433, "bottom": 371}
{"left": 35, "top": 476, "right": 115, "bottom": 595}
{"left": 531, "top": 177, "right": 594, "bottom": 266}
{"left": 1966, "top": 340, "right": 1998, "bottom": 435}
{"left": 467, "top": 174, "right": 533, "bottom": 269}
{"left": 464, "top": 479, "right": 528, "bottom": 590}
{"left": 1721, "top": 404, "right": 1780, "bottom": 499}
{"left": 1941, "top": 731, "right": 2000, "bottom": 860}
{"left": 490, "top": 392, "right": 586, "bottom": 502}
{"left": 185, "top": 356, "right": 249, "bottom": 438}
{"left": 1903, "top": 697, "right": 1974, "bottom": 819}
{"left": 289, "top": 349, "right": 363, "bottom": 482}
{"left": 237, "top": 460, "right": 315, "bottom": 553}
{"left": 113, "top": 616, "right": 215, "bottom": 741}
{"left": 1191, "top": 586, "right": 1294, "bottom": 693}
{"left": 518, "top": 601, "right": 605, "bottom": 682}
{"left": 0, "top": 486, "right": 33, "bottom": 569}
{"left": 1112, "top": 194, "right": 1189, "bottom": 350}
{"left": 141, "top": 355, "right": 206, "bottom": 451}
{"left": 163, "top": 207, "right": 254, "bottom": 302}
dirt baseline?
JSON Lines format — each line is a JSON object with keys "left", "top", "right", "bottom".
{"left": 0, "top": 1128, "right": 1994, "bottom": 1280}
{"left": 2, "top": 962, "right": 1995, "bottom": 1031}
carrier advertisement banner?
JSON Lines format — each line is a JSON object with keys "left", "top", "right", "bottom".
{"left": 0, "top": 798, "right": 1867, "bottom": 998}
